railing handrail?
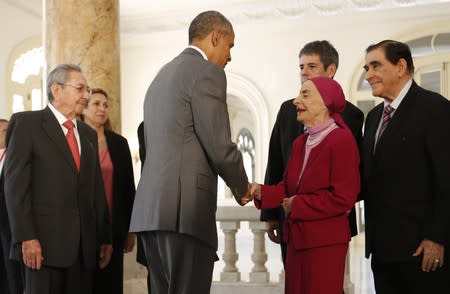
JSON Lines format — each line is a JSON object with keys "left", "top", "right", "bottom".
{"left": 216, "top": 205, "right": 260, "bottom": 221}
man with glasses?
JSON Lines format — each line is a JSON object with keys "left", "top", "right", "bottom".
{"left": 4, "top": 64, "right": 112, "bottom": 294}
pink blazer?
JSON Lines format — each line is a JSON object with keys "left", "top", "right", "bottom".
{"left": 256, "top": 127, "right": 360, "bottom": 249}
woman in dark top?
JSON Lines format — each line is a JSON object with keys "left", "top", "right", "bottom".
{"left": 82, "top": 88, "right": 136, "bottom": 294}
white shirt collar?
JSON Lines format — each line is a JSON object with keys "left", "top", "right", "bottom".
{"left": 48, "top": 103, "right": 78, "bottom": 129}
{"left": 187, "top": 45, "right": 208, "bottom": 60}
{"left": 384, "top": 79, "right": 412, "bottom": 110}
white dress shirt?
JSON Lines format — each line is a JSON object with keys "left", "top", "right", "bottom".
{"left": 48, "top": 103, "right": 81, "bottom": 154}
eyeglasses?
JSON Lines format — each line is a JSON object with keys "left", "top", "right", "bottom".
{"left": 58, "top": 83, "right": 92, "bottom": 96}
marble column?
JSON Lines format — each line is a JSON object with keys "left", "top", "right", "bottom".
{"left": 44, "top": 0, "right": 121, "bottom": 131}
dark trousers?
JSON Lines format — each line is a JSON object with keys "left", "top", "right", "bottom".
{"left": 94, "top": 239, "right": 124, "bottom": 294}
{"left": 0, "top": 228, "right": 24, "bottom": 294}
{"left": 136, "top": 234, "right": 151, "bottom": 293}
{"left": 371, "top": 257, "right": 450, "bottom": 294}
{"left": 24, "top": 254, "right": 93, "bottom": 294}
{"left": 141, "top": 231, "right": 216, "bottom": 294}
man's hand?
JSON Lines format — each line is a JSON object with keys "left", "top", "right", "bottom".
{"left": 267, "top": 220, "right": 281, "bottom": 244}
{"left": 241, "top": 183, "right": 261, "bottom": 205}
{"left": 22, "top": 239, "right": 44, "bottom": 270}
{"left": 123, "top": 234, "right": 136, "bottom": 253}
{"left": 413, "top": 239, "right": 445, "bottom": 272}
{"left": 241, "top": 184, "right": 253, "bottom": 205}
{"left": 99, "top": 244, "right": 113, "bottom": 269}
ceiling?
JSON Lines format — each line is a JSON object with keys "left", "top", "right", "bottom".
{"left": 3, "top": 0, "right": 450, "bottom": 33}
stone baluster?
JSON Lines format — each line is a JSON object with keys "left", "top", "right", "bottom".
{"left": 249, "top": 221, "right": 269, "bottom": 283}
{"left": 279, "top": 269, "right": 285, "bottom": 284}
{"left": 343, "top": 250, "right": 354, "bottom": 294}
{"left": 220, "top": 221, "right": 241, "bottom": 282}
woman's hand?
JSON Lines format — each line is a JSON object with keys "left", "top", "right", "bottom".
{"left": 282, "top": 196, "right": 296, "bottom": 215}
{"left": 250, "top": 183, "right": 261, "bottom": 199}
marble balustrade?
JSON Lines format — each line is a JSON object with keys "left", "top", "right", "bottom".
{"left": 123, "top": 205, "right": 354, "bottom": 294}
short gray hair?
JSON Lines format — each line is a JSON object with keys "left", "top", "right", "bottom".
{"left": 47, "top": 64, "right": 82, "bottom": 103}
{"left": 188, "top": 11, "right": 233, "bottom": 44}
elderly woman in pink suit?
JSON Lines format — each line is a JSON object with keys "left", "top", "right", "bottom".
{"left": 253, "top": 77, "right": 360, "bottom": 294}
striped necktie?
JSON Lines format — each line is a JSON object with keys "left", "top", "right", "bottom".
{"left": 377, "top": 104, "right": 394, "bottom": 142}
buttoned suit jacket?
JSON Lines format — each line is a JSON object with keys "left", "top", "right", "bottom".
{"left": 256, "top": 127, "right": 360, "bottom": 249}
{"left": 261, "top": 98, "right": 364, "bottom": 236}
{"left": 4, "top": 107, "right": 111, "bottom": 269}
{"left": 130, "top": 48, "right": 248, "bottom": 250}
{"left": 361, "top": 81, "right": 450, "bottom": 262}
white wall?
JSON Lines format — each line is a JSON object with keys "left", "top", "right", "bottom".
{"left": 0, "top": 1, "right": 41, "bottom": 119}
{"left": 119, "top": 2, "right": 450, "bottom": 179}
{"left": 1, "top": 1, "right": 450, "bottom": 178}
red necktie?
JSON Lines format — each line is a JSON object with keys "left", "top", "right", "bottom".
{"left": 63, "top": 121, "right": 80, "bottom": 172}
{"left": 377, "top": 104, "right": 394, "bottom": 142}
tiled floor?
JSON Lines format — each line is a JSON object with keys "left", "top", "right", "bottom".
{"left": 125, "top": 231, "right": 376, "bottom": 294}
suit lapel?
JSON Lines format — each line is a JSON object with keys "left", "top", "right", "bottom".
{"left": 375, "top": 83, "right": 417, "bottom": 155}
{"left": 296, "top": 134, "right": 322, "bottom": 193}
{"left": 78, "top": 122, "right": 95, "bottom": 178}
{"left": 41, "top": 107, "right": 78, "bottom": 174}
{"left": 366, "top": 103, "right": 383, "bottom": 155}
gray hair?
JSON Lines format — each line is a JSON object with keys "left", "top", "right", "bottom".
{"left": 47, "top": 64, "right": 83, "bottom": 103}
{"left": 188, "top": 11, "right": 233, "bottom": 44}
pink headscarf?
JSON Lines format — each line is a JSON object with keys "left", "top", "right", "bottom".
{"left": 309, "top": 76, "right": 348, "bottom": 129}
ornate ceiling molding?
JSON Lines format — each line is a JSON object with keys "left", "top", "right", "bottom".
{"left": 120, "top": 0, "right": 450, "bottom": 34}
{"left": 2, "top": 0, "right": 448, "bottom": 34}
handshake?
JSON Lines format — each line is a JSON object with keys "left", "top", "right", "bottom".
{"left": 241, "top": 182, "right": 261, "bottom": 205}
{"left": 240, "top": 182, "right": 295, "bottom": 215}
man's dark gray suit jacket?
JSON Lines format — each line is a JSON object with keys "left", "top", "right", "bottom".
{"left": 4, "top": 107, "right": 111, "bottom": 269}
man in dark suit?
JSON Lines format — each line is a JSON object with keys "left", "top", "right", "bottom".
{"left": 261, "top": 40, "right": 364, "bottom": 265}
{"left": 361, "top": 40, "right": 450, "bottom": 293}
{"left": 0, "top": 118, "right": 24, "bottom": 294}
{"left": 129, "top": 11, "right": 250, "bottom": 294}
{"left": 4, "top": 64, "right": 112, "bottom": 294}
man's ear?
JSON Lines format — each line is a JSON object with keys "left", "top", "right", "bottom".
{"left": 51, "top": 83, "right": 60, "bottom": 101}
{"left": 397, "top": 58, "right": 408, "bottom": 77}
{"left": 211, "top": 30, "right": 221, "bottom": 47}
{"left": 326, "top": 63, "right": 337, "bottom": 78}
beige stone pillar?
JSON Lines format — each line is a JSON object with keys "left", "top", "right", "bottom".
{"left": 44, "top": 0, "right": 121, "bottom": 132}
